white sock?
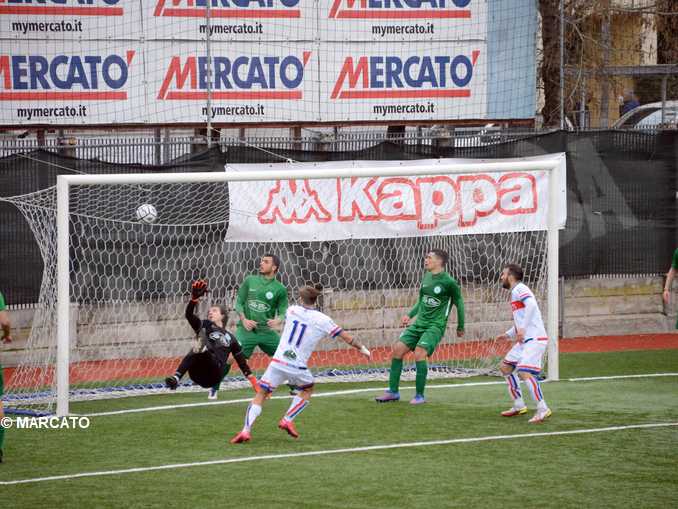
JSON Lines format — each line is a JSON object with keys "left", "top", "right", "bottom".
{"left": 524, "top": 375, "right": 547, "bottom": 409}
{"left": 283, "top": 396, "right": 309, "bottom": 422}
{"left": 537, "top": 400, "right": 549, "bottom": 412}
{"left": 243, "top": 403, "right": 262, "bottom": 432}
{"left": 504, "top": 373, "right": 525, "bottom": 409}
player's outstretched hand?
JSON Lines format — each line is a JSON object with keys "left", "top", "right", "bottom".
{"left": 247, "top": 374, "right": 260, "bottom": 393}
{"left": 400, "top": 315, "right": 411, "bottom": 327}
{"left": 1, "top": 335, "right": 12, "bottom": 344}
{"left": 191, "top": 279, "right": 208, "bottom": 300}
{"left": 456, "top": 329, "right": 464, "bottom": 338}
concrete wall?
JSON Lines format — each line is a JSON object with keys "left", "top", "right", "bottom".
{"left": 1, "top": 276, "right": 675, "bottom": 367}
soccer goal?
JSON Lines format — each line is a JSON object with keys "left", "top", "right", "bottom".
{"left": 4, "top": 154, "right": 565, "bottom": 416}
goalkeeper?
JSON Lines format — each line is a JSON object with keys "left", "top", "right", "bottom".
{"left": 165, "top": 280, "right": 258, "bottom": 393}
{"left": 208, "top": 254, "right": 288, "bottom": 399}
{"left": 375, "top": 250, "right": 465, "bottom": 405}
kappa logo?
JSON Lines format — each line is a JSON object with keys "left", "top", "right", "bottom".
{"left": 257, "top": 173, "right": 538, "bottom": 230}
{"left": 330, "top": 51, "right": 480, "bottom": 100}
{"left": 0, "top": 0, "right": 123, "bottom": 16}
{"left": 265, "top": 291, "right": 274, "bottom": 300}
{"left": 154, "top": 0, "right": 301, "bottom": 19}
{"left": 157, "top": 52, "right": 311, "bottom": 100}
{"left": 433, "top": 286, "right": 441, "bottom": 294}
{"left": 0, "top": 51, "right": 135, "bottom": 101}
{"left": 329, "top": 0, "right": 472, "bottom": 19}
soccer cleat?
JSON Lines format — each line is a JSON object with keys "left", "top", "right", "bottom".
{"left": 528, "top": 408, "right": 552, "bottom": 424}
{"left": 208, "top": 388, "right": 218, "bottom": 400}
{"left": 229, "top": 430, "right": 251, "bottom": 444}
{"left": 278, "top": 419, "right": 300, "bottom": 439}
{"left": 501, "top": 407, "right": 528, "bottom": 417}
{"left": 409, "top": 394, "right": 426, "bottom": 405}
{"left": 164, "top": 376, "right": 178, "bottom": 390}
{"left": 288, "top": 384, "right": 299, "bottom": 396}
{"left": 375, "top": 390, "right": 400, "bottom": 403}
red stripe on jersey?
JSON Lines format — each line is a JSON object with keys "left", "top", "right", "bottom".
{"left": 511, "top": 300, "right": 525, "bottom": 311}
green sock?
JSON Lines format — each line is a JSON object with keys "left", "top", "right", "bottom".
{"left": 388, "top": 358, "right": 404, "bottom": 393}
{"left": 415, "top": 360, "right": 428, "bottom": 396}
{"left": 212, "top": 363, "right": 231, "bottom": 391}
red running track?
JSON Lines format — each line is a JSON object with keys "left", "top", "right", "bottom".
{"left": 4, "top": 333, "right": 678, "bottom": 388}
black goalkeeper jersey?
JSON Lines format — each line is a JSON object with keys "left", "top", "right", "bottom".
{"left": 185, "top": 301, "right": 252, "bottom": 376}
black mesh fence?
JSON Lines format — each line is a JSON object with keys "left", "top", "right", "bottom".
{"left": 1, "top": 130, "right": 676, "bottom": 305}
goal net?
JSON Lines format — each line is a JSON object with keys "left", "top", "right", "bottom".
{"left": 3, "top": 156, "right": 564, "bottom": 416}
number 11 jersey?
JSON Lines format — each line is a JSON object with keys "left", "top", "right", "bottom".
{"left": 273, "top": 305, "right": 343, "bottom": 368}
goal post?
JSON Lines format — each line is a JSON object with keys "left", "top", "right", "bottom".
{"left": 18, "top": 154, "right": 566, "bottom": 417}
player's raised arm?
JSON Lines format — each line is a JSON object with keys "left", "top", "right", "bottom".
{"left": 185, "top": 280, "right": 207, "bottom": 333}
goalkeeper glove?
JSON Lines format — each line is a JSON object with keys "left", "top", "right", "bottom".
{"left": 247, "top": 374, "right": 260, "bottom": 393}
{"left": 191, "top": 279, "right": 208, "bottom": 301}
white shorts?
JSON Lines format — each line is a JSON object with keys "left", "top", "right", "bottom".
{"left": 259, "top": 359, "right": 315, "bottom": 393}
{"left": 503, "top": 339, "right": 547, "bottom": 375}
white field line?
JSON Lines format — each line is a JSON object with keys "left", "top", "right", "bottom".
{"left": 1, "top": 422, "right": 676, "bottom": 486}
{"left": 77, "top": 372, "right": 678, "bottom": 418}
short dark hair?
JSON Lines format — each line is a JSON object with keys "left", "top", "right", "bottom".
{"left": 299, "top": 284, "right": 322, "bottom": 305}
{"left": 504, "top": 264, "right": 524, "bottom": 281}
{"left": 263, "top": 253, "right": 281, "bottom": 273}
{"left": 430, "top": 249, "right": 449, "bottom": 266}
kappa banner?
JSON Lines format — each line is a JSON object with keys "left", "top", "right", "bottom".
{"left": 225, "top": 155, "right": 567, "bottom": 242}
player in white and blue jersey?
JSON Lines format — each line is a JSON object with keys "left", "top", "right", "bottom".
{"left": 230, "top": 285, "right": 371, "bottom": 443}
{"left": 497, "top": 264, "right": 552, "bottom": 424}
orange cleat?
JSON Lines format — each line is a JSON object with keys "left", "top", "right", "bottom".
{"left": 278, "top": 419, "right": 299, "bottom": 439}
{"left": 229, "top": 430, "right": 251, "bottom": 444}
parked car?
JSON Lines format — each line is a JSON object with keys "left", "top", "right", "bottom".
{"left": 612, "top": 100, "right": 678, "bottom": 129}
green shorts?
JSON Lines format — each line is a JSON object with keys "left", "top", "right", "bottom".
{"left": 235, "top": 325, "right": 281, "bottom": 358}
{"left": 399, "top": 324, "right": 445, "bottom": 357}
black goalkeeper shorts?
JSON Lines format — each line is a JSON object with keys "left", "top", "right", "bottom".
{"left": 188, "top": 352, "right": 226, "bottom": 388}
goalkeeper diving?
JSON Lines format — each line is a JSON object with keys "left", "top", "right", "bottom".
{"left": 164, "top": 280, "right": 258, "bottom": 393}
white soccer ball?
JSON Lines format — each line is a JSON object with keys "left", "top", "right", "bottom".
{"left": 135, "top": 203, "right": 158, "bottom": 224}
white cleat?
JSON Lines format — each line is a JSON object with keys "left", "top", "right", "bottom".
{"left": 208, "top": 388, "right": 218, "bottom": 400}
{"left": 528, "top": 408, "right": 552, "bottom": 424}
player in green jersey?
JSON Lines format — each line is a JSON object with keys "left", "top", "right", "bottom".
{"left": 376, "top": 249, "right": 465, "bottom": 405}
{"left": 209, "top": 254, "right": 289, "bottom": 399}
{"left": 0, "top": 290, "right": 13, "bottom": 463}
{"left": 662, "top": 248, "right": 678, "bottom": 329}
